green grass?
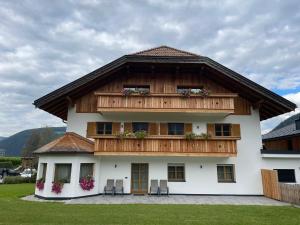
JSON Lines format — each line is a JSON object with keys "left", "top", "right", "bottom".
{"left": 0, "top": 184, "right": 300, "bottom": 225}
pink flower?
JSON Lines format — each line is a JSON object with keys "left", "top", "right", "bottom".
{"left": 36, "top": 179, "right": 44, "bottom": 191}
{"left": 51, "top": 181, "right": 64, "bottom": 194}
{"left": 79, "top": 176, "right": 94, "bottom": 191}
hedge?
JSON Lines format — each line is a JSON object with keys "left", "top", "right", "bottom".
{"left": 0, "top": 157, "right": 22, "bottom": 166}
{"left": 3, "top": 175, "right": 36, "bottom": 184}
{"left": 0, "top": 161, "right": 13, "bottom": 169}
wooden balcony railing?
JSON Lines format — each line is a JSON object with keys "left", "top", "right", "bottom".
{"left": 94, "top": 136, "right": 238, "bottom": 157}
{"left": 95, "top": 92, "right": 237, "bottom": 114}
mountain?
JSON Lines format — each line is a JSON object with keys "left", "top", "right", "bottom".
{"left": 0, "top": 127, "right": 66, "bottom": 156}
{"left": 0, "top": 137, "right": 6, "bottom": 141}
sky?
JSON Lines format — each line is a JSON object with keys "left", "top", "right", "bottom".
{"left": 0, "top": 0, "right": 300, "bottom": 137}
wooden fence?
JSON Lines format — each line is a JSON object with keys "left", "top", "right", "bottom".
{"left": 261, "top": 169, "right": 281, "bottom": 200}
{"left": 261, "top": 169, "right": 300, "bottom": 205}
{"left": 279, "top": 183, "right": 300, "bottom": 205}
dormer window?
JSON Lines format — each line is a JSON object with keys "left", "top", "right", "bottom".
{"left": 295, "top": 119, "right": 300, "bottom": 130}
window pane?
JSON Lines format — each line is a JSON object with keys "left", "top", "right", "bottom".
{"left": 168, "top": 166, "right": 176, "bottom": 180}
{"left": 276, "top": 169, "right": 296, "bottom": 183}
{"left": 168, "top": 123, "right": 184, "bottom": 135}
{"left": 79, "top": 163, "right": 94, "bottom": 180}
{"left": 97, "top": 123, "right": 112, "bottom": 135}
{"left": 168, "top": 164, "right": 185, "bottom": 181}
{"left": 96, "top": 123, "right": 104, "bottom": 134}
{"left": 133, "top": 122, "right": 148, "bottom": 133}
{"left": 223, "top": 124, "right": 231, "bottom": 136}
{"left": 215, "top": 124, "right": 222, "bottom": 136}
{"left": 104, "top": 123, "right": 112, "bottom": 134}
{"left": 40, "top": 163, "right": 47, "bottom": 181}
{"left": 123, "top": 85, "right": 150, "bottom": 92}
{"left": 217, "top": 165, "right": 234, "bottom": 182}
{"left": 54, "top": 164, "right": 72, "bottom": 183}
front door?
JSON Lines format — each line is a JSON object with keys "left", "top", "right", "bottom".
{"left": 131, "top": 163, "right": 149, "bottom": 194}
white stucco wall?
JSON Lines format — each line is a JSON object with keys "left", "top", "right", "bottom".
{"left": 35, "top": 154, "right": 100, "bottom": 198}
{"left": 35, "top": 105, "right": 300, "bottom": 198}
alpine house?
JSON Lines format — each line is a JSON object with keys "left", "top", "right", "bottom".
{"left": 33, "top": 46, "right": 297, "bottom": 199}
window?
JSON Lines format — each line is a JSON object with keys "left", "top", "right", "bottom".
{"left": 275, "top": 169, "right": 296, "bottom": 183}
{"left": 123, "top": 85, "right": 150, "bottom": 92}
{"left": 215, "top": 124, "right": 231, "bottom": 136}
{"left": 39, "top": 163, "right": 47, "bottom": 181}
{"left": 168, "top": 164, "right": 185, "bottom": 182}
{"left": 217, "top": 165, "right": 235, "bottom": 183}
{"left": 79, "top": 163, "right": 94, "bottom": 181}
{"left": 177, "top": 86, "right": 203, "bottom": 94}
{"left": 96, "top": 122, "right": 112, "bottom": 135}
{"left": 168, "top": 123, "right": 184, "bottom": 135}
{"left": 54, "top": 164, "right": 72, "bottom": 183}
{"left": 296, "top": 119, "right": 300, "bottom": 130}
{"left": 133, "top": 122, "right": 148, "bottom": 133}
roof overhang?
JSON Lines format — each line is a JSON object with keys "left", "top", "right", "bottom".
{"left": 33, "top": 55, "right": 296, "bottom": 121}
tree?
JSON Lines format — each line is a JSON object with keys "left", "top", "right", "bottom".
{"left": 21, "top": 130, "right": 40, "bottom": 157}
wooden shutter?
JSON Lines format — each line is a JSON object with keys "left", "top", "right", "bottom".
{"left": 231, "top": 124, "right": 241, "bottom": 138}
{"left": 86, "top": 122, "right": 97, "bottom": 137}
{"left": 148, "top": 123, "right": 159, "bottom": 135}
{"left": 112, "top": 122, "right": 121, "bottom": 135}
{"left": 160, "top": 123, "right": 168, "bottom": 135}
{"left": 184, "top": 123, "right": 193, "bottom": 133}
{"left": 124, "top": 122, "right": 132, "bottom": 132}
{"left": 207, "top": 124, "right": 215, "bottom": 137}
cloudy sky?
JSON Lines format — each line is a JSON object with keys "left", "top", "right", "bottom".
{"left": 0, "top": 0, "right": 299, "bottom": 137}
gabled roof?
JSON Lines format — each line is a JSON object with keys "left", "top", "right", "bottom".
{"left": 34, "top": 132, "right": 94, "bottom": 154}
{"left": 33, "top": 45, "right": 296, "bottom": 121}
{"left": 262, "top": 113, "right": 300, "bottom": 140}
{"left": 130, "top": 45, "right": 199, "bottom": 57}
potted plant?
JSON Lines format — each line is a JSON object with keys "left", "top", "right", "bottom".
{"left": 185, "top": 132, "right": 197, "bottom": 140}
{"left": 36, "top": 178, "right": 45, "bottom": 191}
{"left": 200, "top": 133, "right": 211, "bottom": 139}
{"left": 134, "top": 130, "right": 147, "bottom": 139}
{"left": 122, "top": 89, "right": 135, "bottom": 96}
{"left": 138, "top": 89, "right": 150, "bottom": 96}
{"left": 79, "top": 175, "right": 94, "bottom": 191}
{"left": 180, "top": 90, "right": 191, "bottom": 98}
{"left": 51, "top": 180, "right": 65, "bottom": 194}
{"left": 116, "top": 131, "right": 134, "bottom": 139}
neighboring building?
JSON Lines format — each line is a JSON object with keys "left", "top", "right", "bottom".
{"left": 262, "top": 113, "right": 300, "bottom": 183}
{"left": 33, "top": 46, "right": 297, "bottom": 199}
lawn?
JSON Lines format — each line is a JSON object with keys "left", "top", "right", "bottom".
{"left": 0, "top": 184, "right": 300, "bottom": 225}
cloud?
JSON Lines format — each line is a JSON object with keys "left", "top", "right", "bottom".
{"left": 0, "top": 0, "right": 300, "bottom": 136}
{"left": 261, "top": 92, "right": 300, "bottom": 134}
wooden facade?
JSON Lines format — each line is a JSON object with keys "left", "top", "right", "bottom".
{"left": 94, "top": 136, "right": 237, "bottom": 157}
{"left": 263, "top": 136, "right": 300, "bottom": 151}
{"left": 75, "top": 73, "right": 251, "bottom": 115}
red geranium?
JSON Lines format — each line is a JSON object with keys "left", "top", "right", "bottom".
{"left": 79, "top": 176, "right": 94, "bottom": 191}
{"left": 36, "top": 179, "right": 44, "bottom": 191}
{"left": 52, "top": 181, "right": 64, "bottom": 194}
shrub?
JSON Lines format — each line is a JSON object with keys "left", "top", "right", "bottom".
{"left": 185, "top": 132, "right": 197, "bottom": 140}
{"left": 3, "top": 174, "right": 36, "bottom": 184}
{"left": 122, "top": 89, "right": 135, "bottom": 96}
{"left": 134, "top": 131, "right": 147, "bottom": 139}
{"left": 0, "top": 157, "right": 21, "bottom": 166}
{"left": 138, "top": 89, "right": 150, "bottom": 96}
{"left": 0, "top": 161, "right": 13, "bottom": 169}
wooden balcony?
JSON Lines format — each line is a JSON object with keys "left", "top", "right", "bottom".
{"left": 95, "top": 92, "right": 237, "bottom": 114}
{"left": 94, "top": 136, "right": 238, "bottom": 157}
